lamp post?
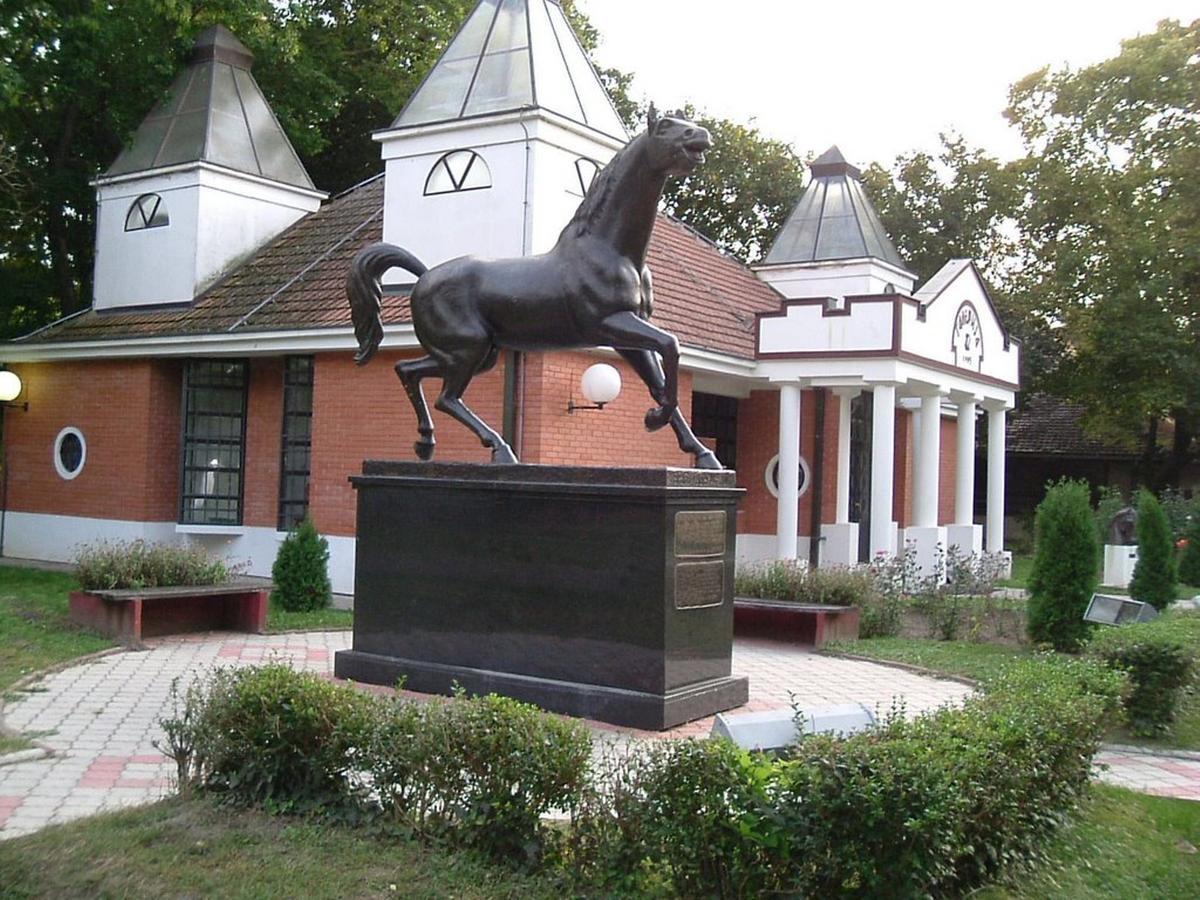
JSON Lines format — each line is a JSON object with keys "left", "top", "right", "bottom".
{"left": 0, "top": 368, "right": 27, "bottom": 559}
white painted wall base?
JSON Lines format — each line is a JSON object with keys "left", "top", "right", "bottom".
{"left": 1104, "top": 544, "right": 1139, "bottom": 589}
{"left": 903, "top": 525, "right": 947, "bottom": 581}
{"left": 0, "top": 511, "right": 359, "bottom": 595}
{"left": 819, "top": 523, "right": 859, "bottom": 568}
{"left": 945, "top": 524, "right": 983, "bottom": 557}
{"left": 735, "top": 533, "right": 812, "bottom": 568}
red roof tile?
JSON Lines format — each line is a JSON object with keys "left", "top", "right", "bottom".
{"left": 22, "top": 175, "right": 783, "bottom": 360}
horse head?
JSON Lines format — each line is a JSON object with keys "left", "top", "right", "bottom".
{"left": 643, "top": 105, "right": 711, "bottom": 177}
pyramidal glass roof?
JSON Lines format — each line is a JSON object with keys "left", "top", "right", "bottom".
{"left": 763, "top": 146, "right": 907, "bottom": 270}
{"left": 392, "top": 0, "right": 628, "bottom": 140}
{"left": 106, "top": 26, "right": 315, "bottom": 190}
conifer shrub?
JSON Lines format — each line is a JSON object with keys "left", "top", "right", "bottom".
{"left": 271, "top": 518, "right": 332, "bottom": 612}
{"left": 1027, "top": 479, "right": 1100, "bottom": 650}
{"left": 1088, "top": 614, "right": 1199, "bottom": 736}
{"left": 1179, "top": 516, "right": 1200, "bottom": 587}
{"left": 1129, "top": 489, "right": 1177, "bottom": 610}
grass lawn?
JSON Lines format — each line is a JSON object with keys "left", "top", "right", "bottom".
{"left": 0, "top": 797, "right": 561, "bottom": 899}
{"left": 0, "top": 566, "right": 113, "bottom": 754}
{"left": 999, "top": 553, "right": 1034, "bottom": 589}
{"left": 825, "top": 636, "right": 1029, "bottom": 684}
{"left": 267, "top": 601, "right": 353, "bottom": 632}
{"left": 978, "top": 785, "right": 1200, "bottom": 899}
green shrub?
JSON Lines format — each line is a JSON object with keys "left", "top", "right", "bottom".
{"left": 271, "top": 518, "right": 332, "bottom": 612}
{"left": 75, "top": 539, "right": 237, "bottom": 590}
{"left": 1028, "top": 479, "right": 1100, "bottom": 650}
{"left": 1130, "top": 490, "right": 1178, "bottom": 610}
{"left": 159, "top": 663, "right": 375, "bottom": 814}
{"left": 1094, "top": 484, "right": 1126, "bottom": 545}
{"left": 1088, "top": 614, "right": 1199, "bottom": 736}
{"left": 364, "top": 691, "right": 591, "bottom": 869}
{"left": 1179, "top": 516, "right": 1200, "bottom": 586}
{"left": 1158, "top": 486, "right": 1197, "bottom": 541}
{"left": 734, "top": 560, "right": 876, "bottom": 607}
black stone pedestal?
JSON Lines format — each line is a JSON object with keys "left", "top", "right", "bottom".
{"left": 334, "top": 462, "right": 748, "bottom": 730}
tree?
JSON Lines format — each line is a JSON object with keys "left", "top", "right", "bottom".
{"left": 0, "top": 0, "right": 481, "bottom": 331}
{"left": 1027, "top": 479, "right": 1099, "bottom": 650}
{"left": 272, "top": 518, "right": 332, "bottom": 612}
{"left": 660, "top": 108, "right": 806, "bottom": 264}
{"left": 1004, "top": 19, "right": 1200, "bottom": 488}
{"left": 1129, "top": 490, "right": 1177, "bottom": 610}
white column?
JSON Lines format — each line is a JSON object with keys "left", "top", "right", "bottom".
{"left": 776, "top": 384, "right": 802, "bottom": 560}
{"left": 869, "top": 384, "right": 896, "bottom": 558}
{"left": 914, "top": 394, "right": 942, "bottom": 528}
{"left": 986, "top": 405, "right": 1007, "bottom": 553}
{"left": 835, "top": 390, "right": 853, "bottom": 524}
{"left": 955, "top": 400, "right": 977, "bottom": 525}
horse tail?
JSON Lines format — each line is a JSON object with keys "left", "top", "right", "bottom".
{"left": 347, "top": 242, "right": 429, "bottom": 366}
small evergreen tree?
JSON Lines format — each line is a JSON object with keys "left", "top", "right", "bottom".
{"left": 272, "top": 518, "right": 332, "bottom": 612}
{"left": 1129, "top": 490, "right": 1177, "bottom": 610}
{"left": 1027, "top": 479, "right": 1099, "bottom": 651}
{"left": 1178, "top": 517, "right": 1200, "bottom": 587}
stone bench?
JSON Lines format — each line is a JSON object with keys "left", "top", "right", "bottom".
{"left": 733, "top": 598, "right": 860, "bottom": 648}
{"left": 69, "top": 581, "right": 270, "bottom": 645}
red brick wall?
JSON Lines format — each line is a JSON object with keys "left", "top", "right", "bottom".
{"left": 4, "top": 360, "right": 181, "bottom": 522}
{"left": 939, "top": 416, "right": 958, "bottom": 525}
{"left": 894, "top": 409, "right": 912, "bottom": 527}
{"left": 243, "top": 358, "right": 283, "bottom": 529}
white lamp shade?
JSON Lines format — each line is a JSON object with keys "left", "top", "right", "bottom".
{"left": 580, "top": 363, "right": 621, "bottom": 405}
{"left": 0, "top": 370, "right": 21, "bottom": 403}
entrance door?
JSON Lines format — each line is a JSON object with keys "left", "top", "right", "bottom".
{"left": 849, "top": 393, "right": 873, "bottom": 563}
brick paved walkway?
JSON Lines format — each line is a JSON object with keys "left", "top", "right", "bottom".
{"left": 0, "top": 631, "right": 1193, "bottom": 841}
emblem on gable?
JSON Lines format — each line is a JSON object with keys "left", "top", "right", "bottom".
{"left": 952, "top": 302, "right": 983, "bottom": 371}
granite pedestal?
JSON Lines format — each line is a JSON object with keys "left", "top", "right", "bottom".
{"left": 334, "top": 462, "right": 749, "bottom": 730}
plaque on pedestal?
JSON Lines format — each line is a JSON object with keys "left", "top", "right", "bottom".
{"left": 334, "top": 462, "right": 749, "bottom": 730}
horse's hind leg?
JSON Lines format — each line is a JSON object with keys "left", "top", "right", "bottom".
{"left": 434, "top": 348, "right": 519, "bottom": 464}
{"left": 616, "top": 348, "right": 722, "bottom": 470}
{"left": 395, "top": 355, "right": 440, "bottom": 460}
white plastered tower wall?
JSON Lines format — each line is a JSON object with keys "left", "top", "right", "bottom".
{"left": 374, "top": 0, "right": 629, "bottom": 276}
{"left": 91, "top": 24, "right": 325, "bottom": 311}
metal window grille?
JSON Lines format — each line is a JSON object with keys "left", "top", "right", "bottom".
{"left": 692, "top": 392, "right": 739, "bottom": 470}
{"left": 179, "top": 360, "right": 248, "bottom": 526}
{"left": 278, "top": 356, "right": 314, "bottom": 531}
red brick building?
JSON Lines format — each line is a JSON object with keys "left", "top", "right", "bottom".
{"left": 0, "top": 5, "right": 1018, "bottom": 592}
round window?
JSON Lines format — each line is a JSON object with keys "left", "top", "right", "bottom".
{"left": 765, "top": 453, "right": 811, "bottom": 500}
{"left": 53, "top": 427, "right": 87, "bottom": 480}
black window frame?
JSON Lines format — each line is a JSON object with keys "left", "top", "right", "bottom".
{"left": 178, "top": 359, "right": 249, "bottom": 526}
{"left": 691, "top": 391, "right": 740, "bottom": 470}
{"left": 124, "top": 193, "right": 169, "bottom": 231}
{"left": 277, "top": 355, "right": 314, "bottom": 531}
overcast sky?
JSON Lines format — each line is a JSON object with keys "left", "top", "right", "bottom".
{"left": 576, "top": 0, "right": 1197, "bottom": 167}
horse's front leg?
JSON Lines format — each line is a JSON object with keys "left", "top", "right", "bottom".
{"left": 616, "top": 349, "right": 721, "bottom": 469}
{"left": 595, "top": 311, "right": 679, "bottom": 432}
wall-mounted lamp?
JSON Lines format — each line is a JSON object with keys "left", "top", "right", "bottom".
{"left": 0, "top": 369, "right": 26, "bottom": 411}
{"left": 567, "top": 363, "right": 622, "bottom": 414}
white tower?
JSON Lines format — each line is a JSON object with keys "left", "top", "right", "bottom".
{"left": 374, "top": 0, "right": 629, "bottom": 285}
{"left": 91, "top": 26, "right": 325, "bottom": 310}
{"left": 754, "top": 147, "right": 917, "bottom": 300}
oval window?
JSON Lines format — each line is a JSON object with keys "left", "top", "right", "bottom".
{"left": 765, "top": 453, "right": 811, "bottom": 500}
{"left": 53, "top": 427, "right": 87, "bottom": 480}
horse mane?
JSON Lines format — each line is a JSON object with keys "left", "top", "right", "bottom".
{"left": 563, "top": 133, "right": 646, "bottom": 240}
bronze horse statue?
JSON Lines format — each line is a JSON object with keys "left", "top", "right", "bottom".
{"left": 347, "top": 107, "right": 721, "bottom": 469}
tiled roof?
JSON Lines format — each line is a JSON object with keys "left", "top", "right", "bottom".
{"left": 1008, "top": 394, "right": 1138, "bottom": 459}
{"left": 21, "top": 175, "right": 783, "bottom": 359}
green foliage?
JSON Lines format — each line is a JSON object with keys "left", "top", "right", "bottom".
{"left": 1094, "top": 484, "right": 1127, "bottom": 545}
{"left": 365, "top": 691, "right": 591, "bottom": 869}
{"left": 1089, "top": 614, "right": 1199, "bottom": 737}
{"left": 74, "top": 540, "right": 237, "bottom": 590}
{"left": 571, "top": 654, "right": 1124, "bottom": 898}
{"left": 734, "top": 560, "right": 875, "bottom": 607}
{"left": 1130, "top": 490, "right": 1178, "bottom": 610}
{"left": 1028, "top": 479, "right": 1100, "bottom": 650}
{"left": 661, "top": 106, "right": 806, "bottom": 263}
{"left": 271, "top": 519, "right": 332, "bottom": 612}
{"left": 158, "top": 664, "right": 375, "bottom": 814}
{"left": 1004, "top": 20, "right": 1200, "bottom": 483}
{"left": 1179, "top": 516, "right": 1200, "bottom": 587}
{"left": 1157, "top": 487, "right": 1197, "bottom": 541}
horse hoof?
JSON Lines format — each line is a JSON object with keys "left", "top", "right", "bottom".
{"left": 491, "top": 445, "right": 519, "bottom": 465}
{"left": 695, "top": 450, "right": 723, "bottom": 470}
{"left": 414, "top": 439, "right": 435, "bottom": 461}
{"left": 645, "top": 406, "right": 672, "bottom": 432}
